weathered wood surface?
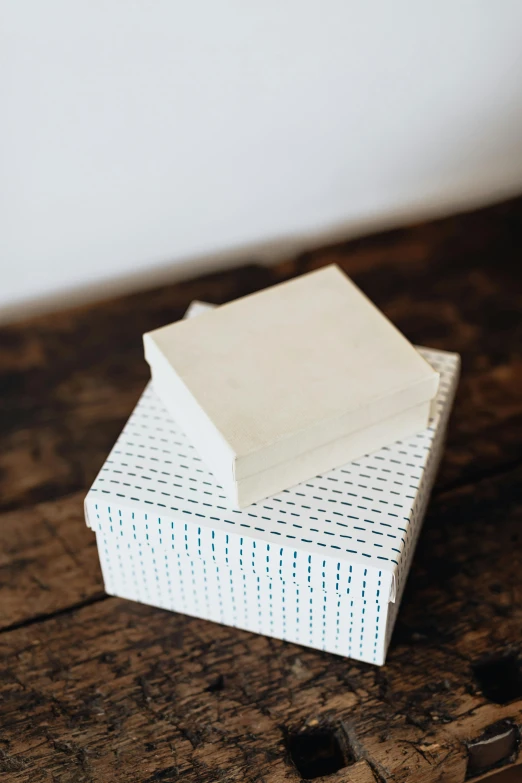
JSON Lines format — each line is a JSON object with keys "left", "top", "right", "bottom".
{"left": 0, "top": 493, "right": 103, "bottom": 631}
{"left": 1, "top": 197, "right": 522, "bottom": 781}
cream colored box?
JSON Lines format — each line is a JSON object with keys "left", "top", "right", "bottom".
{"left": 143, "top": 266, "right": 439, "bottom": 507}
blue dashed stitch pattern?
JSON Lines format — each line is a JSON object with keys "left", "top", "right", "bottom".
{"left": 85, "top": 302, "right": 460, "bottom": 665}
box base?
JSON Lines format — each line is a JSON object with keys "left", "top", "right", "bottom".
{"left": 97, "top": 530, "right": 388, "bottom": 665}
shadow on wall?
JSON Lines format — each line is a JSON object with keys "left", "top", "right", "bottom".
{"left": 2, "top": 189, "right": 522, "bottom": 327}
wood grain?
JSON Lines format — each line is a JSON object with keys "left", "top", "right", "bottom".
{"left": 0, "top": 492, "right": 103, "bottom": 631}
{"left": 1, "top": 455, "right": 521, "bottom": 782}
{"left": 1, "top": 196, "right": 522, "bottom": 782}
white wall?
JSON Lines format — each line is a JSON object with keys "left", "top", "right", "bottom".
{"left": 2, "top": 1, "right": 522, "bottom": 321}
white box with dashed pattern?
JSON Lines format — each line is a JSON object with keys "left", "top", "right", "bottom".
{"left": 85, "top": 302, "right": 459, "bottom": 665}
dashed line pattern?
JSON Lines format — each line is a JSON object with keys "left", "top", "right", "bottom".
{"left": 87, "top": 334, "right": 459, "bottom": 664}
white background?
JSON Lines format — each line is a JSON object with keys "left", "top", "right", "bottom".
{"left": 2, "top": 1, "right": 522, "bottom": 321}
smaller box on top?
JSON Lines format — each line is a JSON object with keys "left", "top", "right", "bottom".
{"left": 143, "top": 266, "right": 439, "bottom": 508}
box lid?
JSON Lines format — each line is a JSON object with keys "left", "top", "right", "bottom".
{"left": 143, "top": 266, "right": 439, "bottom": 506}
{"left": 87, "top": 308, "right": 459, "bottom": 607}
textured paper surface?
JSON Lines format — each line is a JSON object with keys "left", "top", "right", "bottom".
{"left": 144, "top": 266, "right": 439, "bottom": 506}
{"left": 86, "top": 301, "right": 459, "bottom": 665}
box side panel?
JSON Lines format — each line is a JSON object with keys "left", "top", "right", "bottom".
{"left": 96, "top": 530, "right": 390, "bottom": 665}
{"left": 145, "top": 333, "right": 236, "bottom": 493}
{"left": 236, "top": 399, "right": 431, "bottom": 506}
{"left": 235, "top": 378, "right": 438, "bottom": 482}
{"left": 87, "top": 496, "right": 392, "bottom": 605}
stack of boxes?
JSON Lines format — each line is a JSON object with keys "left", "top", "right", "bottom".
{"left": 85, "top": 266, "right": 459, "bottom": 665}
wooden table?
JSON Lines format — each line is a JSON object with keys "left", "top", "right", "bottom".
{"left": 1, "top": 198, "right": 522, "bottom": 783}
